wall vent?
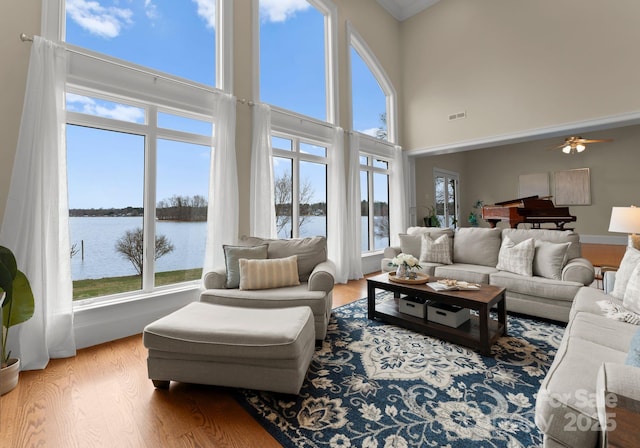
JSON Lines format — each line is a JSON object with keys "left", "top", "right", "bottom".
{"left": 448, "top": 111, "right": 467, "bottom": 121}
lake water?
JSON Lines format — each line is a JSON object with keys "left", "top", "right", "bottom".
{"left": 69, "top": 216, "right": 388, "bottom": 280}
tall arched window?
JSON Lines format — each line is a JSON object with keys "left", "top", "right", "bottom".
{"left": 348, "top": 22, "right": 397, "bottom": 143}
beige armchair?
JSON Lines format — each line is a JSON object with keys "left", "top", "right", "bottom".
{"left": 200, "top": 236, "right": 335, "bottom": 340}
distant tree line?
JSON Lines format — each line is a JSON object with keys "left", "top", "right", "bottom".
{"left": 156, "top": 195, "right": 207, "bottom": 222}
{"left": 69, "top": 195, "right": 208, "bottom": 222}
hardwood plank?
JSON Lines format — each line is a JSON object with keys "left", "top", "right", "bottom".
{"left": 0, "top": 275, "right": 374, "bottom": 448}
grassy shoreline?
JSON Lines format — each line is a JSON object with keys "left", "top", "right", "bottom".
{"left": 73, "top": 268, "right": 202, "bottom": 300}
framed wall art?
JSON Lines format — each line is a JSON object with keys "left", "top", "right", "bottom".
{"left": 554, "top": 168, "right": 591, "bottom": 205}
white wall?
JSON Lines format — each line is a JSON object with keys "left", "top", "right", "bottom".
{"left": 401, "top": 0, "right": 640, "bottom": 151}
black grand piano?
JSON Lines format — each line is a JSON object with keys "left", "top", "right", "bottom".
{"left": 481, "top": 195, "right": 577, "bottom": 230}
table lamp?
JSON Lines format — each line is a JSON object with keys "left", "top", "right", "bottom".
{"left": 608, "top": 206, "right": 640, "bottom": 250}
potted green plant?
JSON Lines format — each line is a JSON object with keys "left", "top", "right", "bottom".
{"left": 0, "top": 245, "right": 35, "bottom": 395}
{"left": 423, "top": 206, "right": 440, "bottom": 227}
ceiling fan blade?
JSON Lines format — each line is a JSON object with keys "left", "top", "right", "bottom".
{"left": 579, "top": 138, "right": 614, "bottom": 144}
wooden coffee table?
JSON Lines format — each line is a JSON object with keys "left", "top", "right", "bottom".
{"left": 367, "top": 273, "right": 507, "bottom": 356}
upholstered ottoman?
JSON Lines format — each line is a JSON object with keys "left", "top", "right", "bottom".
{"left": 142, "top": 302, "right": 315, "bottom": 394}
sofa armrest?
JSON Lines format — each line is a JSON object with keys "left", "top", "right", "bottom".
{"left": 562, "top": 257, "right": 595, "bottom": 286}
{"left": 203, "top": 268, "right": 227, "bottom": 289}
{"left": 384, "top": 246, "right": 401, "bottom": 259}
{"left": 597, "top": 362, "right": 640, "bottom": 434}
{"left": 308, "top": 260, "right": 335, "bottom": 293}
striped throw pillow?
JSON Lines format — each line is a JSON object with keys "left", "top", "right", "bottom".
{"left": 239, "top": 255, "right": 300, "bottom": 290}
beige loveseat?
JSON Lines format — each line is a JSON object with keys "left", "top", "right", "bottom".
{"left": 382, "top": 227, "right": 595, "bottom": 322}
{"left": 200, "top": 236, "right": 335, "bottom": 340}
{"left": 535, "top": 268, "right": 640, "bottom": 447}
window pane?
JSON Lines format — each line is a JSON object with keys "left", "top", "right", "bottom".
{"left": 260, "top": 2, "right": 326, "bottom": 120}
{"left": 434, "top": 175, "right": 445, "bottom": 228}
{"left": 299, "top": 161, "right": 326, "bottom": 238}
{"left": 67, "top": 125, "right": 144, "bottom": 300}
{"left": 155, "top": 140, "right": 211, "bottom": 287}
{"left": 373, "top": 172, "right": 389, "bottom": 251}
{"left": 158, "top": 112, "right": 213, "bottom": 136}
{"left": 272, "top": 136, "right": 292, "bottom": 151}
{"left": 360, "top": 171, "right": 369, "bottom": 252}
{"left": 65, "top": 1, "right": 216, "bottom": 86}
{"left": 373, "top": 158, "right": 388, "bottom": 169}
{"left": 300, "top": 142, "right": 327, "bottom": 157}
{"left": 351, "top": 47, "right": 387, "bottom": 139}
{"left": 274, "top": 157, "right": 293, "bottom": 238}
{"left": 360, "top": 155, "right": 368, "bottom": 166}
{"left": 66, "top": 93, "right": 145, "bottom": 124}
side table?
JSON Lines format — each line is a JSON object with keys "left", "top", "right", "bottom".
{"left": 605, "top": 394, "right": 640, "bottom": 448}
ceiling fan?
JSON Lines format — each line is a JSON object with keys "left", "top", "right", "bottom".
{"left": 551, "top": 136, "right": 613, "bottom": 154}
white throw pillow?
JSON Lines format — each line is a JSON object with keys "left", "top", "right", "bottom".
{"left": 623, "top": 263, "right": 640, "bottom": 315}
{"left": 420, "top": 234, "right": 452, "bottom": 264}
{"left": 533, "top": 240, "right": 570, "bottom": 280}
{"left": 611, "top": 247, "right": 640, "bottom": 300}
{"left": 398, "top": 234, "right": 422, "bottom": 259}
{"left": 496, "top": 236, "right": 535, "bottom": 277}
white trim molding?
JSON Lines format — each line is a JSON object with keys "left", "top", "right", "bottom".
{"left": 407, "top": 110, "right": 640, "bottom": 156}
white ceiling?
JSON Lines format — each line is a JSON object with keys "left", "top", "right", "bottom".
{"left": 376, "top": 0, "right": 441, "bottom": 21}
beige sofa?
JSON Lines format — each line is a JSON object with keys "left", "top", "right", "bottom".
{"left": 200, "top": 236, "right": 335, "bottom": 340}
{"left": 382, "top": 227, "right": 595, "bottom": 322}
{"left": 535, "top": 271, "right": 640, "bottom": 447}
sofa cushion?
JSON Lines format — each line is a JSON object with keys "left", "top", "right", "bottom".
{"left": 453, "top": 227, "right": 502, "bottom": 267}
{"left": 533, "top": 240, "right": 570, "bottom": 280}
{"left": 490, "top": 271, "right": 582, "bottom": 302}
{"left": 223, "top": 244, "right": 268, "bottom": 288}
{"left": 611, "top": 247, "right": 640, "bottom": 300}
{"left": 200, "top": 283, "right": 329, "bottom": 316}
{"left": 239, "top": 255, "right": 300, "bottom": 290}
{"left": 239, "top": 236, "right": 327, "bottom": 282}
{"left": 496, "top": 236, "right": 534, "bottom": 276}
{"left": 502, "top": 228, "right": 581, "bottom": 261}
{"left": 623, "top": 263, "right": 640, "bottom": 314}
{"left": 420, "top": 234, "right": 452, "bottom": 264}
{"left": 434, "top": 263, "right": 498, "bottom": 284}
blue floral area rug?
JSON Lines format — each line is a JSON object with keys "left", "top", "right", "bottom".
{"left": 232, "top": 293, "right": 565, "bottom": 447}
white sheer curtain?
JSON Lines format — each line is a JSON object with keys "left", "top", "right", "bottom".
{"left": 389, "top": 145, "right": 408, "bottom": 246}
{"left": 203, "top": 93, "right": 238, "bottom": 272}
{"left": 327, "top": 127, "right": 348, "bottom": 283}
{"left": 250, "top": 103, "right": 277, "bottom": 238}
{"left": 0, "top": 37, "right": 76, "bottom": 369}
{"left": 346, "top": 133, "right": 364, "bottom": 280}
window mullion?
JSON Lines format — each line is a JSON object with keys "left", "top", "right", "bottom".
{"left": 143, "top": 106, "right": 158, "bottom": 291}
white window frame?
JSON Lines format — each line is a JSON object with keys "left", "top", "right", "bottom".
{"left": 44, "top": 1, "right": 229, "bottom": 308}
{"left": 357, "top": 134, "right": 395, "bottom": 253}
{"left": 347, "top": 21, "right": 398, "bottom": 144}
{"left": 272, "top": 131, "right": 329, "bottom": 239}
{"left": 433, "top": 168, "right": 460, "bottom": 229}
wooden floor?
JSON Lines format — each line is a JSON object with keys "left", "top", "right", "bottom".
{"left": 0, "top": 277, "right": 371, "bottom": 448}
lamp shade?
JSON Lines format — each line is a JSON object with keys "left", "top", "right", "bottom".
{"left": 608, "top": 206, "right": 640, "bottom": 234}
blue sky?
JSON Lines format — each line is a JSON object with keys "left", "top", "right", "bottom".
{"left": 64, "top": 0, "right": 386, "bottom": 209}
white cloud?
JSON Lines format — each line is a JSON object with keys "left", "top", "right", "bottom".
{"left": 67, "top": 93, "right": 145, "bottom": 123}
{"left": 144, "top": 0, "right": 159, "bottom": 20}
{"left": 66, "top": 0, "right": 133, "bottom": 38}
{"left": 192, "top": 0, "right": 216, "bottom": 29}
{"left": 260, "top": 0, "right": 311, "bottom": 23}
